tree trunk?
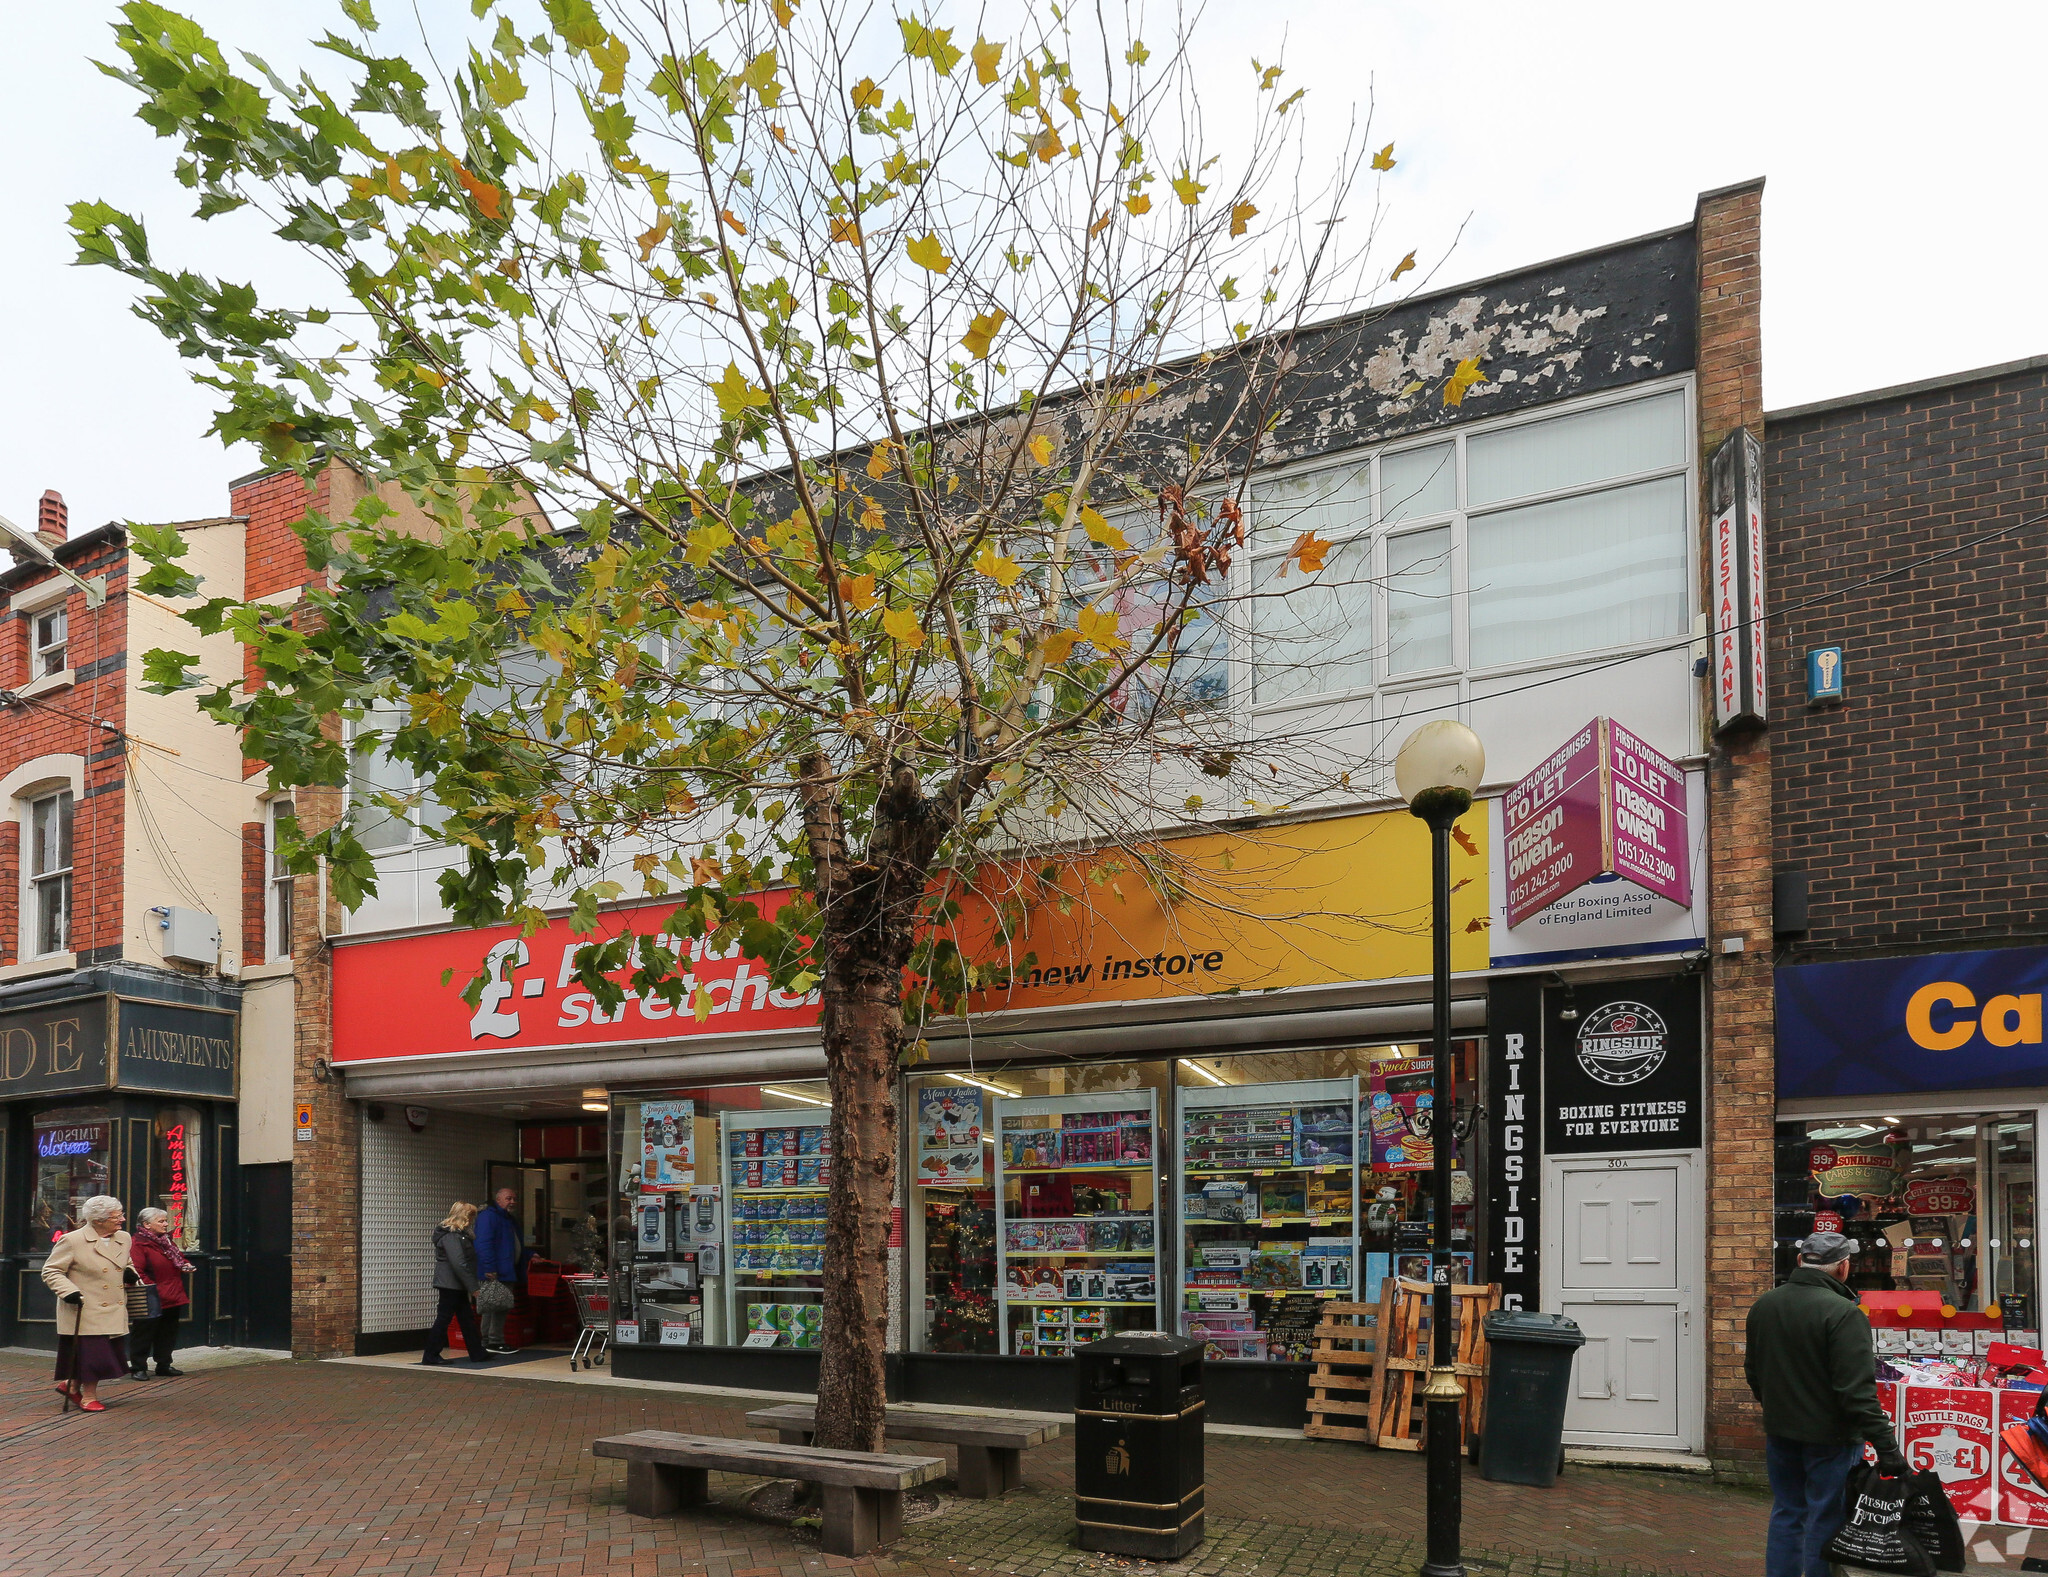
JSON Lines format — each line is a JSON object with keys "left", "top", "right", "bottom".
{"left": 812, "top": 972, "right": 901, "bottom": 1452}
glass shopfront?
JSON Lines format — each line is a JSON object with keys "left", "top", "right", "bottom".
{"left": 904, "top": 1042, "right": 1480, "bottom": 1363}
{"left": 1775, "top": 1112, "right": 2038, "bottom": 1324}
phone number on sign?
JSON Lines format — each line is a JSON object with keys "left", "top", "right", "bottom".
{"left": 1506, "top": 851, "right": 1574, "bottom": 909}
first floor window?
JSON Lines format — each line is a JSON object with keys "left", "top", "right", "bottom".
{"left": 29, "top": 788, "right": 73, "bottom": 957}
{"left": 32, "top": 606, "right": 67, "bottom": 677}
{"left": 266, "top": 798, "right": 296, "bottom": 960}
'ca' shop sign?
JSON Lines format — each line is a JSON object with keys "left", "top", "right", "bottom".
{"left": 1777, "top": 946, "right": 2048, "bottom": 1099}
{"left": 1544, "top": 976, "right": 1702, "bottom": 1154}
{"left": 1501, "top": 718, "right": 1690, "bottom": 928}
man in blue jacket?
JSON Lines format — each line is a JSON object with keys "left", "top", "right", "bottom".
{"left": 474, "top": 1186, "right": 526, "bottom": 1354}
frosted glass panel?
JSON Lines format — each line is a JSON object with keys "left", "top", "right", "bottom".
{"left": 1468, "top": 477, "right": 1687, "bottom": 667}
{"left": 1380, "top": 443, "right": 1455, "bottom": 524}
{"left": 1467, "top": 392, "right": 1685, "bottom": 507}
{"left": 1251, "top": 535, "right": 1374, "bottom": 706}
{"left": 1387, "top": 527, "right": 1452, "bottom": 674}
{"left": 1253, "top": 463, "right": 1370, "bottom": 550}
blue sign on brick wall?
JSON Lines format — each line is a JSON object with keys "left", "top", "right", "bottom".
{"left": 1777, "top": 946, "right": 2048, "bottom": 1098}
{"left": 1805, "top": 646, "right": 1845, "bottom": 705}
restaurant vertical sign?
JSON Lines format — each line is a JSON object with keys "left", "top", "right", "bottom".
{"left": 1502, "top": 718, "right": 1690, "bottom": 929}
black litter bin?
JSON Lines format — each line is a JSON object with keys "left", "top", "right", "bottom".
{"left": 1074, "top": 1332, "right": 1205, "bottom": 1559}
{"left": 1477, "top": 1311, "right": 1586, "bottom": 1487}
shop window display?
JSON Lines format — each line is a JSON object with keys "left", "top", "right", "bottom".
{"left": 994, "top": 1090, "right": 1160, "bottom": 1354}
{"left": 1775, "top": 1114, "right": 2038, "bottom": 1327}
{"left": 610, "top": 1082, "right": 832, "bottom": 1348}
{"left": 30, "top": 1106, "right": 112, "bottom": 1242}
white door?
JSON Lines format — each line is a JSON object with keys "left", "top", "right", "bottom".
{"left": 1546, "top": 1153, "right": 1699, "bottom": 1451}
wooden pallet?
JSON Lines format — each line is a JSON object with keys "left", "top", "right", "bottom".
{"left": 1366, "top": 1278, "right": 1502, "bottom": 1451}
{"left": 1303, "top": 1299, "right": 1382, "bottom": 1443}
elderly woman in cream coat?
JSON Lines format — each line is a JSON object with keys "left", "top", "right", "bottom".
{"left": 42, "top": 1195, "right": 138, "bottom": 1411}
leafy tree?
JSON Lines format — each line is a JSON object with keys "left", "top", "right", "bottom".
{"left": 83, "top": 0, "right": 1427, "bottom": 1447}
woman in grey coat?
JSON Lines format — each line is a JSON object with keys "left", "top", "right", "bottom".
{"left": 422, "top": 1202, "right": 490, "bottom": 1365}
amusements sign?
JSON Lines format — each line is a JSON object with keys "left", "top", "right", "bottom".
{"left": 1502, "top": 718, "right": 1691, "bottom": 929}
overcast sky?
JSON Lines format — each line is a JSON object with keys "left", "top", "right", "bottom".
{"left": 3, "top": 1, "right": 2043, "bottom": 533}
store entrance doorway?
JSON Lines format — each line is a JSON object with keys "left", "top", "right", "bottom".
{"left": 1547, "top": 1151, "right": 1699, "bottom": 1452}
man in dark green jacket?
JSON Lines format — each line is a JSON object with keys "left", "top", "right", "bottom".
{"left": 1745, "top": 1232, "right": 1907, "bottom": 1577}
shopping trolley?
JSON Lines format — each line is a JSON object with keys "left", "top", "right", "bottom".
{"left": 566, "top": 1275, "right": 612, "bottom": 1371}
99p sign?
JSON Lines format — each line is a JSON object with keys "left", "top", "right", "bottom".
{"left": 1905, "top": 1177, "right": 1975, "bottom": 1216}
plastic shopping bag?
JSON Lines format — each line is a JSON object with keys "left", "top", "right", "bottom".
{"left": 1902, "top": 1468, "right": 1966, "bottom": 1573}
{"left": 1824, "top": 1463, "right": 1934, "bottom": 1576}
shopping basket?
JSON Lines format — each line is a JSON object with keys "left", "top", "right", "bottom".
{"left": 567, "top": 1275, "right": 612, "bottom": 1372}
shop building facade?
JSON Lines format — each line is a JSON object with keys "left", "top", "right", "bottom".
{"left": 0, "top": 490, "right": 276, "bottom": 1347}
{"left": 1735, "top": 354, "right": 2048, "bottom": 1463}
{"left": 293, "top": 187, "right": 1776, "bottom": 1452}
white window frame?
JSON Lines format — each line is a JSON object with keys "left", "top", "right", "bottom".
{"left": 264, "top": 797, "right": 296, "bottom": 961}
{"left": 1234, "top": 374, "right": 1697, "bottom": 723}
{"left": 27, "top": 787, "right": 73, "bottom": 959}
{"left": 346, "top": 710, "right": 445, "bottom": 852}
{"left": 31, "top": 606, "right": 67, "bottom": 679}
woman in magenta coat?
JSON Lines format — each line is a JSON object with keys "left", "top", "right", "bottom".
{"left": 127, "top": 1207, "right": 193, "bottom": 1379}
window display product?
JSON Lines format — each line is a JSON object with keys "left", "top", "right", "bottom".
{"left": 992, "top": 1090, "right": 1161, "bottom": 1355}
{"left": 722, "top": 1108, "right": 833, "bottom": 1345}
{"left": 1177, "top": 1076, "right": 1359, "bottom": 1362}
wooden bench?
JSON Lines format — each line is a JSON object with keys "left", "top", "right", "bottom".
{"left": 744, "top": 1403, "right": 1064, "bottom": 1498}
{"left": 593, "top": 1430, "right": 945, "bottom": 1557}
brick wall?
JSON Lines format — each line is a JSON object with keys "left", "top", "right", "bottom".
{"left": 1695, "top": 178, "right": 1775, "bottom": 1473}
{"left": 1767, "top": 360, "right": 2048, "bottom": 957}
{"left": 0, "top": 535, "right": 132, "bottom": 965}
{"left": 242, "top": 819, "right": 266, "bottom": 962}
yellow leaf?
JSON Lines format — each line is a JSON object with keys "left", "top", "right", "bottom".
{"left": 1077, "top": 604, "right": 1128, "bottom": 652}
{"left": 720, "top": 208, "right": 747, "bottom": 235}
{"left": 1390, "top": 250, "right": 1417, "bottom": 283}
{"left": 972, "top": 37, "right": 1003, "bottom": 86}
{"left": 1027, "top": 434, "right": 1054, "bottom": 466}
{"left": 710, "top": 361, "right": 771, "bottom": 420}
{"left": 1230, "top": 201, "right": 1257, "bottom": 237}
{"left": 1041, "top": 628, "right": 1083, "bottom": 665}
{"left": 1371, "top": 142, "right": 1396, "bottom": 171}
{"left": 861, "top": 498, "right": 885, "bottom": 530}
{"left": 1286, "top": 530, "right": 1333, "bottom": 575}
{"left": 589, "top": 33, "right": 629, "bottom": 95}
{"left": 867, "top": 442, "right": 895, "bottom": 479}
{"left": 1060, "top": 84, "right": 1081, "bottom": 115}
{"left": 829, "top": 215, "right": 862, "bottom": 245}
{"left": 852, "top": 77, "right": 883, "bottom": 109}
{"left": 1401, "top": 380, "right": 1426, "bottom": 396}
{"left": 1124, "top": 192, "right": 1152, "bottom": 216}
{"left": 771, "top": 0, "right": 797, "bottom": 24}
{"left": 961, "top": 307, "right": 1007, "bottom": 359}
{"left": 1081, "top": 507, "right": 1127, "bottom": 550}
{"left": 770, "top": 123, "right": 788, "bottom": 145}
{"left": 881, "top": 606, "right": 925, "bottom": 647}
{"left": 1089, "top": 210, "right": 1113, "bottom": 238}
{"left": 838, "top": 572, "right": 878, "bottom": 611}
{"left": 1443, "top": 355, "right": 1487, "bottom": 408}
{"left": 906, "top": 231, "right": 952, "bottom": 274}
{"left": 1172, "top": 173, "right": 1206, "bottom": 206}
{"left": 974, "top": 544, "right": 1023, "bottom": 586}
{"left": 637, "top": 211, "right": 671, "bottom": 261}
{"left": 1258, "top": 63, "right": 1283, "bottom": 90}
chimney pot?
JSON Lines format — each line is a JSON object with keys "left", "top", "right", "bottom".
{"left": 36, "top": 489, "right": 67, "bottom": 548}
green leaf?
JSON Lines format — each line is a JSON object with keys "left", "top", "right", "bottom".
{"left": 898, "top": 19, "right": 963, "bottom": 75}
{"left": 710, "top": 361, "right": 771, "bottom": 419}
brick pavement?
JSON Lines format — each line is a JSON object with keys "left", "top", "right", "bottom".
{"left": 0, "top": 1351, "right": 1766, "bottom": 1577}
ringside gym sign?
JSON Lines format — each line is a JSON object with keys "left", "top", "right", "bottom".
{"left": 1778, "top": 947, "right": 2048, "bottom": 1099}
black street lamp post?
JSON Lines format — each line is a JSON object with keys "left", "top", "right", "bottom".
{"left": 1395, "top": 721, "right": 1486, "bottom": 1577}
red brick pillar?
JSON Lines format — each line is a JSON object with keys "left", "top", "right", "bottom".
{"left": 289, "top": 770, "right": 357, "bottom": 1357}
{"left": 1696, "top": 178, "right": 1773, "bottom": 1473}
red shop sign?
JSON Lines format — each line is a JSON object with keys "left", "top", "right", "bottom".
{"left": 1901, "top": 1386, "right": 1995, "bottom": 1524}
{"left": 1906, "top": 1176, "right": 1975, "bottom": 1216}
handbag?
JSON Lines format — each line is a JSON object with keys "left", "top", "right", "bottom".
{"left": 476, "top": 1278, "right": 515, "bottom": 1315}
{"left": 126, "top": 1281, "right": 162, "bottom": 1322}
